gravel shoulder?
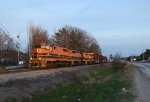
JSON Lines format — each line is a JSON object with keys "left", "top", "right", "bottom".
{"left": 133, "top": 65, "right": 150, "bottom": 102}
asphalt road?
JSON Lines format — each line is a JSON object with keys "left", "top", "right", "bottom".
{"left": 134, "top": 62, "right": 150, "bottom": 79}
{"left": 133, "top": 62, "right": 150, "bottom": 102}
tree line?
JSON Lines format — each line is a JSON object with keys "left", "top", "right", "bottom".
{"left": 29, "top": 24, "right": 101, "bottom": 53}
{"left": 0, "top": 24, "right": 101, "bottom": 65}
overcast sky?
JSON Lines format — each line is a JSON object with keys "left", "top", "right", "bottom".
{"left": 0, "top": 0, "right": 150, "bottom": 57}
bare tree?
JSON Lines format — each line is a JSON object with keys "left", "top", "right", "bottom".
{"left": 29, "top": 24, "right": 49, "bottom": 48}
{"left": 0, "top": 28, "right": 17, "bottom": 64}
{"left": 52, "top": 25, "right": 101, "bottom": 53}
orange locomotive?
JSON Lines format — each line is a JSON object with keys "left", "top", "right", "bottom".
{"left": 29, "top": 43, "right": 106, "bottom": 69}
{"left": 30, "top": 43, "right": 94, "bottom": 68}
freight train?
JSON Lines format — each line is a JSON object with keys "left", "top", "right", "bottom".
{"left": 29, "top": 43, "right": 107, "bottom": 69}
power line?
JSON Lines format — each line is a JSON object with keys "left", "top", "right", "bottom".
{"left": 0, "top": 23, "right": 11, "bottom": 36}
{"left": 0, "top": 23, "right": 12, "bottom": 40}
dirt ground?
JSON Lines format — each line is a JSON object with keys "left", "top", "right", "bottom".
{"left": 0, "top": 64, "right": 105, "bottom": 102}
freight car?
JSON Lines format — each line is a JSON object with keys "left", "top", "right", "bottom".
{"left": 29, "top": 43, "right": 107, "bottom": 69}
{"left": 93, "top": 53, "right": 107, "bottom": 64}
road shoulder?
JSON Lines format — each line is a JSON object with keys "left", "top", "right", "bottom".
{"left": 133, "top": 65, "right": 150, "bottom": 102}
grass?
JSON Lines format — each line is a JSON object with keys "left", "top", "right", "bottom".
{"left": 5, "top": 64, "right": 135, "bottom": 102}
{"left": 4, "top": 96, "right": 17, "bottom": 102}
{"left": 22, "top": 65, "right": 135, "bottom": 102}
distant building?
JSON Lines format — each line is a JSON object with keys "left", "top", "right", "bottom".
{"left": 0, "top": 50, "right": 28, "bottom": 65}
{"left": 130, "top": 58, "right": 136, "bottom": 62}
{"left": 19, "top": 60, "right": 26, "bottom": 65}
{"left": 130, "top": 57, "right": 136, "bottom": 62}
{"left": 147, "top": 57, "right": 150, "bottom": 62}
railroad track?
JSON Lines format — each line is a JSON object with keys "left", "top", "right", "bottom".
{"left": 0, "top": 68, "right": 30, "bottom": 74}
{"left": 0, "top": 64, "right": 92, "bottom": 74}
{"left": 0, "top": 66, "right": 59, "bottom": 74}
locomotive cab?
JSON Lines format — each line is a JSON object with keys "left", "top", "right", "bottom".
{"left": 30, "top": 43, "right": 53, "bottom": 68}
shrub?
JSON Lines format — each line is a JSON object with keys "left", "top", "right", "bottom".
{"left": 112, "top": 53, "right": 126, "bottom": 72}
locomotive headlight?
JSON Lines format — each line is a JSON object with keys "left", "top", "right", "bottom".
{"left": 30, "top": 58, "right": 32, "bottom": 60}
{"left": 39, "top": 58, "right": 41, "bottom": 60}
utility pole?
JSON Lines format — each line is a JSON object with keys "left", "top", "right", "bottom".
{"left": 17, "top": 33, "right": 20, "bottom": 68}
{"left": 28, "top": 29, "right": 32, "bottom": 68}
